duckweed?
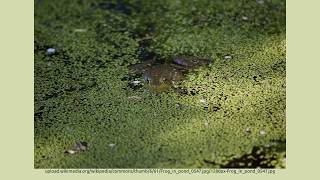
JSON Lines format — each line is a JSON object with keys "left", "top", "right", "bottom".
{"left": 35, "top": 0, "right": 285, "bottom": 168}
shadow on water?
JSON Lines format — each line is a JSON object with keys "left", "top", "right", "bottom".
{"left": 202, "top": 140, "right": 286, "bottom": 168}
{"left": 93, "top": 1, "right": 136, "bottom": 15}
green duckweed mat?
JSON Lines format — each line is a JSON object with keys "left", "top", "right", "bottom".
{"left": 34, "top": 0, "right": 286, "bottom": 168}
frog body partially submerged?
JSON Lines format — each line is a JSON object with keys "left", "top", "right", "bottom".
{"left": 142, "top": 64, "right": 184, "bottom": 92}
{"left": 128, "top": 56, "right": 211, "bottom": 92}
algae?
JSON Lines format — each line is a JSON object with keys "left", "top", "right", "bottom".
{"left": 34, "top": 0, "right": 286, "bottom": 168}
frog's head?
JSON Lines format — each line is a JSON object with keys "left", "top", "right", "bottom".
{"left": 142, "top": 72, "right": 166, "bottom": 86}
{"left": 142, "top": 73, "right": 171, "bottom": 92}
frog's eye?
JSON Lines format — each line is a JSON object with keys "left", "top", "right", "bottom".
{"left": 192, "top": 59, "right": 198, "bottom": 63}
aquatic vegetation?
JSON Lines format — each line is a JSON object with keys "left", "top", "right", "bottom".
{"left": 34, "top": 0, "right": 286, "bottom": 168}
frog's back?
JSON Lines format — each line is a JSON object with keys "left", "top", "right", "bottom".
{"left": 172, "top": 56, "right": 211, "bottom": 68}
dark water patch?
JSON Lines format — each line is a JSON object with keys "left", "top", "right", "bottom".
{"left": 93, "top": 0, "right": 145, "bottom": 16}
{"left": 94, "top": 59, "right": 107, "bottom": 69}
{"left": 188, "top": 89, "right": 199, "bottom": 96}
{"left": 221, "top": 140, "right": 286, "bottom": 168}
{"left": 137, "top": 38, "right": 156, "bottom": 62}
{"left": 94, "top": 1, "right": 133, "bottom": 15}
{"left": 271, "top": 61, "right": 285, "bottom": 73}
{"left": 253, "top": 75, "right": 258, "bottom": 82}
{"left": 212, "top": 106, "right": 221, "bottom": 112}
{"left": 34, "top": 112, "right": 44, "bottom": 122}
{"left": 41, "top": 80, "right": 98, "bottom": 101}
{"left": 43, "top": 91, "right": 61, "bottom": 101}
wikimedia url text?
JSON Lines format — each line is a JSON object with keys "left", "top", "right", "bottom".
{"left": 44, "top": 169, "right": 276, "bottom": 175}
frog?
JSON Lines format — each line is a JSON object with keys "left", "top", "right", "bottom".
{"left": 142, "top": 64, "right": 184, "bottom": 92}
{"left": 128, "top": 56, "right": 211, "bottom": 93}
